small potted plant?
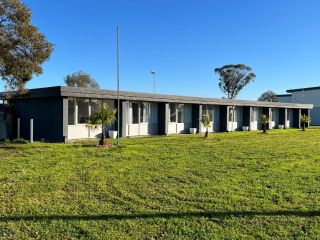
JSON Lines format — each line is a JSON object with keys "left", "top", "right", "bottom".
{"left": 200, "top": 115, "right": 212, "bottom": 138}
{"left": 300, "top": 114, "right": 311, "bottom": 131}
{"left": 242, "top": 126, "right": 249, "bottom": 131}
{"left": 189, "top": 128, "right": 197, "bottom": 134}
{"left": 259, "top": 114, "right": 270, "bottom": 134}
{"left": 109, "top": 130, "right": 118, "bottom": 139}
{"left": 87, "top": 102, "right": 117, "bottom": 147}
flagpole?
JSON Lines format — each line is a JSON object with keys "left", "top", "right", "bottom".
{"left": 116, "top": 26, "right": 120, "bottom": 147}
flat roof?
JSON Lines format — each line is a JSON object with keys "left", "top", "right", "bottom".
{"left": 287, "top": 86, "right": 320, "bottom": 93}
{"left": 0, "top": 86, "right": 313, "bottom": 109}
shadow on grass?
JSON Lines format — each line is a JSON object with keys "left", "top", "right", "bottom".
{"left": 1, "top": 210, "right": 320, "bottom": 222}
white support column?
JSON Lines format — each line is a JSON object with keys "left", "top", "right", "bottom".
{"left": 30, "top": 119, "right": 33, "bottom": 143}
{"left": 122, "top": 101, "right": 129, "bottom": 138}
{"left": 165, "top": 103, "right": 170, "bottom": 135}
{"left": 88, "top": 99, "right": 92, "bottom": 116}
{"left": 74, "top": 99, "right": 78, "bottom": 125}
{"left": 88, "top": 100, "right": 92, "bottom": 138}
{"left": 199, "top": 105, "right": 203, "bottom": 134}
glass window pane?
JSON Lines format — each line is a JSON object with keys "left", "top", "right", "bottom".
{"left": 251, "top": 107, "right": 256, "bottom": 122}
{"left": 90, "top": 99, "right": 101, "bottom": 116}
{"left": 202, "top": 105, "right": 208, "bottom": 118}
{"left": 68, "top": 99, "right": 75, "bottom": 125}
{"left": 170, "top": 103, "right": 177, "bottom": 122}
{"left": 271, "top": 108, "right": 275, "bottom": 121}
{"left": 229, "top": 108, "right": 233, "bottom": 122}
{"left": 132, "top": 102, "right": 139, "bottom": 124}
{"left": 139, "top": 102, "right": 149, "bottom": 123}
{"left": 207, "top": 105, "right": 213, "bottom": 121}
{"left": 78, "top": 99, "right": 90, "bottom": 124}
{"left": 177, "top": 104, "right": 184, "bottom": 123}
{"left": 202, "top": 105, "right": 213, "bottom": 121}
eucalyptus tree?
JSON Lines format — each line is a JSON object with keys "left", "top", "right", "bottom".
{"left": 64, "top": 71, "right": 100, "bottom": 89}
{"left": 258, "top": 91, "right": 278, "bottom": 102}
{"left": 0, "top": 0, "right": 53, "bottom": 92}
{"left": 215, "top": 64, "right": 256, "bottom": 99}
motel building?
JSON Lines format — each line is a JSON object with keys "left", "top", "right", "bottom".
{"left": 0, "top": 86, "right": 313, "bottom": 142}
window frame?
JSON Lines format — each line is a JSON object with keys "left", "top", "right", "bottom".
{"left": 169, "top": 103, "right": 185, "bottom": 123}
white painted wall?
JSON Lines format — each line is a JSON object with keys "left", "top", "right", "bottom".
{"left": 270, "top": 108, "right": 279, "bottom": 129}
{"left": 286, "top": 109, "right": 293, "bottom": 128}
{"left": 250, "top": 107, "right": 261, "bottom": 131}
{"left": 168, "top": 104, "right": 192, "bottom": 134}
{"left": 200, "top": 106, "right": 220, "bottom": 133}
{"left": 126, "top": 102, "right": 158, "bottom": 137}
{"left": 228, "top": 107, "right": 243, "bottom": 131}
{"left": 68, "top": 125, "right": 102, "bottom": 140}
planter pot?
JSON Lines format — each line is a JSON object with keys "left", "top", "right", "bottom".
{"left": 278, "top": 125, "right": 284, "bottom": 129}
{"left": 109, "top": 130, "right": 118, "bottom": 139}
{"left": 189, "top": 128, "right": 197, "bottom": 134}
{"left": 242, "top": 126, "right": 249, "bottom": 131}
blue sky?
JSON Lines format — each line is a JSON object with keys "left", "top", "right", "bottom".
{"left": 2, "top": 0, "right": 320, "bottom": 100}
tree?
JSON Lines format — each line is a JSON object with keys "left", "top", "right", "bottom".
{"left": 259, "top": 114, "right": 270, "bottom": 134}
{"left": 0, "top": 0, "right": 53, "bottom": 92}
{"left": 214, "top": 64, "right": 256, "bottom": 99}
{"left": 64, "top": 71, "right": 100, "bottom": 89}
{"left": 87, "top": 102, "right": 116, "bottom": 146}
{"left": 258, "top": 91, "right": 278, "bottom": 102}
{"left": 200, "top": 115, "right": 212, "bottom": 138}
{"left": 300, "top": 114, "right": 311, "bottom": 131}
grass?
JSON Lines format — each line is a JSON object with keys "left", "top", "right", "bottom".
{"left": 1, "top": 128, "right": 320, "bottom": 239}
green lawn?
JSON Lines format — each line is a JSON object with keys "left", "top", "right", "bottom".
{"left": 1, "top": 129, "right": 320, "bottom": 239}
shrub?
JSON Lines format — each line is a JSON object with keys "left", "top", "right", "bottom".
{"left": 11, "top": 138, "right": 29, "bottom": 144}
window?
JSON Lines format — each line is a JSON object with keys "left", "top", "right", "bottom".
{"left": 229, "top": 107, "right": 235, "bottom": 122}
{"left": 177, "top": 104, "right": 184, "bottom": 123}
{"left": 90, "top": 99, "right": 101, "bottom": 116}
{"left": 287, "top": 109, "right": 291, "bottom": 121}
{"left": 139, "top": 102, "right": 149, "bottom": 123}
{"left": 78, "top": 99, "right": 89, "bottom": 124}
{"left": 131, "top": 102, "right": 139, "bottom": 124}
{"left": 203, "top": 105, "right": 213, "bottom": 121}
{"left": 271, "top": 108, "right": 276, "bottom": 121}
{"left": 68, "top": 99, "right": 75, "bottom": 125}
{"left": 251, "top": 107, "right": 257, "bottom": 122}
{"left": 170, "top": 103, "right": 177, "bottom": 122}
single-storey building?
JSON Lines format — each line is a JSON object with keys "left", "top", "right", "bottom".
{"left": 278, "top": 86, "right": 320, "bottom": 125}
{"left": 0, "top": 86, "right": 313, "bottom": 142}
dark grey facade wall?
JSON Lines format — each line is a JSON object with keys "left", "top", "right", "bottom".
{"left": 17, "top": 97, "right": 64, "bottom": 142}
{"left": 279, "top": 108, "right": 286, "bottom": 126}
{"left": 114, "top": 99, "right": 123, "bottom": 137}
{"left": 157, "top": 102, "right": 166, "bottom": 135}
{"left": 191, "top": 104, "right": 200, "bottom": 132}
{"left": 219, "top": 106, "right": 228, "bottom": 132}
{"left": 262, "top": 107, "right": 270, "bottom": 130}
{"left": 293, "top": 109, "right": 301, "bottom": 128}
{"left": 262, "top": 107, "right": 269, "bottom": 115}
{"left": 243, "top": 107, "right": 250, "bottom": 127}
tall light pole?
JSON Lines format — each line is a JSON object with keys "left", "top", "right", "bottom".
{"left": 151, "top": 70, "right": 156, "bottom": 93}
{"left": 116, "top": 26, "right": 120, "bottom": 147}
